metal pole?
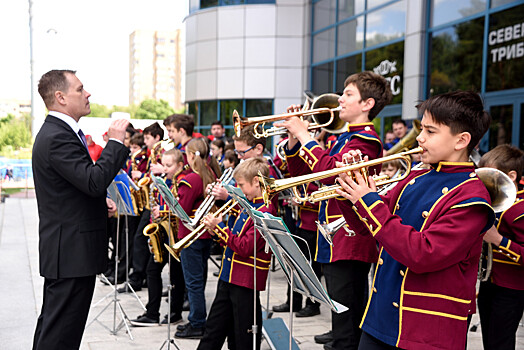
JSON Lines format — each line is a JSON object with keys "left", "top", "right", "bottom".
{"left": 28, "top": 0, "right": 36, "bottom": 138}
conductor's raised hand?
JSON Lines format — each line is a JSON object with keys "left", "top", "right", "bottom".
{"left": 107, "top": 118, "right": 129, "bottom": 143}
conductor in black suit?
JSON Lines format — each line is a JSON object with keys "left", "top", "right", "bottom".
{"left": 32, "top": 69, "right": 129, "bottom": 349}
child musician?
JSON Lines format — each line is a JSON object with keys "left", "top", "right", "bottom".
{"left": 477, "top": 144, "right": 524, "bottom": 350}
{"left": 197, "top": 157, "right": 276, "bottom": 350}
{"left": 130, "top": 148, "right": 186, "bottom": 326}
{"left": 174, "top": 138, "right": 221, "bottom": 339}
{"left": 335, "top": 91, "right": 495, "bottom": 349}
{"left": 277, "top": 71, "right": 392, "bottom": 349}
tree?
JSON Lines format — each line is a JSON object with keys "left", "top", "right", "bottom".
{"left": 0, "top": 114, "right": 32, "bottom": 151}
{"left": 135, "top": 99, "right": 175, "bottom": 120}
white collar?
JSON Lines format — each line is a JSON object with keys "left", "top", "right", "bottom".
{"left": 48, "top": 111, "right": 80, "bottom": 134}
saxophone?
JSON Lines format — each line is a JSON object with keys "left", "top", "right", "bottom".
{"left": 143, "top": 164, "right": 188, "bottom": 264}
{"left": 130, "top": 147, "right": 146, "bottom": 212}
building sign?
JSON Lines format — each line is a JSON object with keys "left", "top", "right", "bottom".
{"left": 373, "top": 60, "right": 401, "bottom": 95}
{"left": 489, "top": 22, "right": 524, "bottom": 63}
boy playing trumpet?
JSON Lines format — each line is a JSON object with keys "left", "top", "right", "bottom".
{"left": 335, "top": 91, "right": 495, "bottom": 349}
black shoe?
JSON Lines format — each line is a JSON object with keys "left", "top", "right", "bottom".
{"left": 272, "top": 302, "right": 300, "bottom": 312}
{"left": 323, "top": 340, "right": 334, "bottom": 350}
{"left": 129, "top": 314, "right": 159, "bottom": 327}
{"left": 161, "top": 313, "right": 183, "bottom": 325}
{"left": 315, "top": 330, "right": 333, "bottom": 344}
{"left": 117, "top": 282, "right": 142, "bottom": 293}
{"left": 176, "top": 322, "right": 190, "bottom": 331}
{"left": 296, "top": 305, "right": 320, "bottom": 317}
{"left": 174, "top": 323, "right": 204, "bottom": 339}
{"left": 182, "top": 300, "right": 190, "bottom": 311}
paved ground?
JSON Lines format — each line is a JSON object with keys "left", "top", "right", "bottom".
{"left": 0, "top": 193, "right": 522, "bottom": 349}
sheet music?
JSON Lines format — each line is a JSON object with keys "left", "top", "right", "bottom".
{"left": 151, "top": 175, "right": 193, "bottom": 225}
{"left": 107, "top": 180, "right": 136, "bottom": 216}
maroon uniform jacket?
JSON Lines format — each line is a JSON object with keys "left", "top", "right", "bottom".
{"left": 490, "top": 189, "right": 524, "bottom": 290}
{"left": 177, "top": 171, "right": 210, "bottom": 240}
{"left": 337, "top": 162, "right": 495, "bottom": 350}
{"left": 213, "top": 197, "right": 276, "bottom": 291}
{"left": 285, "top": 122, "right": 382, "bottom": 263}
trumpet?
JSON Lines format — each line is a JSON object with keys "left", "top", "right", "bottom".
{"left": 233, "top": 93, "right": 346, "bottom": 139}
{"left": 187, "top": 167, "right": 234, "bottom": 230}
{"left": 259, "top": 147, "right": 423, "bottom": 206}
{"left": 165, "top": 199, "right": 238, "bottom": 262}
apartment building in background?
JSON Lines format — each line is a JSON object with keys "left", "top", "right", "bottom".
{"left": 129, "top": 29, "right": 183, "bottom": 110}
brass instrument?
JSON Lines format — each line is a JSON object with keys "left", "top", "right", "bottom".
{"left": 142, "top": 164, "right": 189, "bottom": 264}
{"left": 165, "top": 199, "right": 238, "bottom": 262}
{"left": 233, "top": 93, "right": 344, "bottom": 138}
{"left": 188, "top": 167, "right": 234, "bottom": 230}
{"left": 386, "top": 120, "right": 422, "bottom": 155}
{"left": 259, "top": 147, "right": 423, "bottom": 206}
{"left": 476, "top": 167, "right": 516, "bottom": 281}
{"left": 130, "top": 147, "right": 147, "bottom": 212}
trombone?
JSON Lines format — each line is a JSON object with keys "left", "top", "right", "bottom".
{"left": 259, "top": 147, "right": 424, "bottom": 206}
{"left": 233, "top": 93, "right": 345, "bottom": 139}
{"left": 165, "top": 199, "right": 238, "bottom": 262}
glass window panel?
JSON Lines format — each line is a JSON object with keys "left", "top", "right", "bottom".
{"left": 431, "top": 0, "right": 486, "bottom": 27}
{"left": 428, "top": 17, "right": 483, "bottom": 96}
{"left": 188, "top": 102, "right": 198, "bottom": 123}
{"left": 189, "top": 0, "right": 200, "bottom": 13}
{"left": 222, "top": 0, "right": 244, "bottom": 4}
{"left": 220, "top": 100, "right": 243, "bottom": 127}
{"left": 337, "top": 17, "right": 364, "bottom": 56}
{"left": 201, "top": 0, "right": 219, "bottom": 9}
{"left": 246, "top": 99, "right": 273, "bottom": 117}
{"left": 491, "top": 0, "right": 517, "bottom": 7}
{"left": 338, "top": 0, "right": 365, "bottom": 20}
{"left": 368, "top": 0, "right": 393, "bottom": 10}
{"left": 313, "top": 0, "right": 337, "bottom": 31}
{"left": 312, "top": 62, "right": 334, "bottom": 95}
{"left": 200, "top": 101, "right": 218, "bottom": 128}
{"left": 521, "top": 103, "right": 524, "bottom": 150}
{"left": 486, "top": 105, "right": 513, "bottom": 151}
{"left": 486, "top": 5, "right": 524, "bottom": 92}
{"left": 365, "top": 1, "right": 405, "bottom": 47}
{"left": 313, "top": 28, "right": 336, "bottom": 63}
{"left": 365, "top": 41, "right": 404, "bottom": 104}
{"left": 336, "top": 54, "right": 362, "bottom": 93}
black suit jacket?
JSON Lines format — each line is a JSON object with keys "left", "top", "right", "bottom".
{"left": 32, "top": 115, "right": 129, "bottom": 279}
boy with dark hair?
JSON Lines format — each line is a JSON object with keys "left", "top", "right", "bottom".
{"left": 198, "top": 157, "right": 276, "bottom": 349}
{"left": 277, "top": 71, "right": 392, "bottom": 349}
{"left": 477, "top": 144, "right": 524, "bottom": 350}
{"left": 335, "top": 90, "right": 494, "bottom": 349}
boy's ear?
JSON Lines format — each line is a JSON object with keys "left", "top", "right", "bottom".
{"left": 507, "top": 170, "right": 518, "bottom": 183}
{"left": 361, "top": 97, "right": 376, "bottom": 113}
{"left": 254, "top": 144, "right": 264, "bottom": 155}
{"left": 252, "top": 176, "right": 260, "bottom": 187}
{"left": 455, "top": 131, "right": 471, "bottom": 151}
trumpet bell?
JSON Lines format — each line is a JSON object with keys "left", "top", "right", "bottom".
{"left": 475, "top": 167, "right": 516, "bottom": 213}
{"left": 386, "top": 120, "right": 422, "bottom": 155}
{"left": 311, "top": 93, "right": 347, "bottom": 134}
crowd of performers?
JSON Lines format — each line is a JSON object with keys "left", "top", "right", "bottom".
{"left": 99, "top": 71, "right": 523, "bottom": 350}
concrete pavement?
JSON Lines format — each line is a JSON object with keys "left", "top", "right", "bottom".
{"left": 0, "top": 193, "right": 522, "bottom": 349}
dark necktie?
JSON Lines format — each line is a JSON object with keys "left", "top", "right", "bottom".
{"left": 78, "top": 129, "right": 88, "bottom": 150}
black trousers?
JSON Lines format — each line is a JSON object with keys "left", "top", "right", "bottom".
{"left": 33, "top": 275, "right": 96, "bottom": 350}
{"left": 286, "top": 227, "right": 322, "bottom": 308}
{"left": 324, "top": 259, "right": 371, "bottom": 350}
{"left": 129, "top": 209, "right": 151, "bottom": 284}
{"left": 197, "top": 280, "right": 262, "bottom": 350}
{"left": 107, "top": 215, "right": 139, "bottom": 280}
{"left": 478, "top": 280, "right": 524, "bottom": 350}
{"left": 145, "top": 250, "right": 185, "bottom": 319}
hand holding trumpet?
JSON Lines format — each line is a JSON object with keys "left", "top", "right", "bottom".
{"left": 203, "top": 213, "right": 223, "bottom": 236}
{"left": 335, "top": 150, "right": 377, "bottom": 204}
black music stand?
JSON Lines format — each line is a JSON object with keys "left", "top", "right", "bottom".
{"left": 87, "top": 180, "right": 145, "bottom": 339}
{"left": 224, "top": 184, "right": 348, "bottom": 349}
{"left": 152, "top": 178, "right": 182, "bottom": 350}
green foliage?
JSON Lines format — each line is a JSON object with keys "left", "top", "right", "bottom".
{"left": 87, "top": 103, "right": 111, "bottom": 118}
{"left": 135, "top": 99, "right": 175, "bottom": 120}
{"left": 0, "top": 114, "right": 32, "bottom": 152}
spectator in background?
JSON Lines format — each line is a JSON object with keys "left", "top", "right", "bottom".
{"left": 207, "top": 121, "right": 227, "bottom": 142}
{"left": 86, "top": 135, "right": 103, "bottom": 161}
{"left": 383, "top": 130, "right": 396, "bottom": 151}
{"left": 102, "top": 131, "right": 109, "bottom": 144}
{"left": 392, "top": 119, "right": 408, "bottom": 143}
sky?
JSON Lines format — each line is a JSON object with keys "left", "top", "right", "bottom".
{"left": 0, "top": 0, "right": 188, "bottom": 107}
